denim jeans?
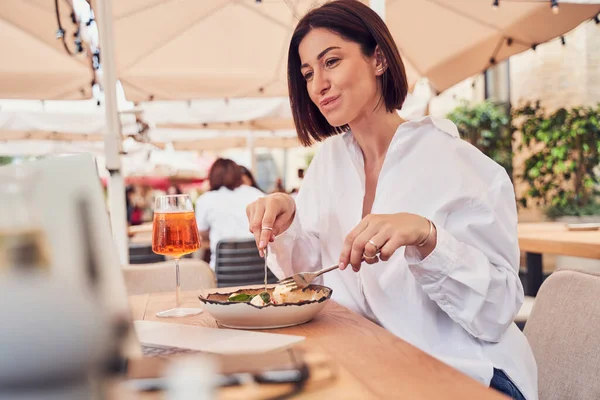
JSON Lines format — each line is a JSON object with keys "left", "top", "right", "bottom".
{"left": 489, "top": 368, "right": 527, "bottom": 400}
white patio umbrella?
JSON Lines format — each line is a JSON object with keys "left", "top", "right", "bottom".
{"left": 0, "top": 0, "right": 97, "bottom": 99}
{"left": 106, "top": 0, "right": 600, "bottom": 100}
{"left": 2, "top": 1, "right": 598, "bottom": 99}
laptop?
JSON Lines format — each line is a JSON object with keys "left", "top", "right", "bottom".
{"left": 0, "top": 154, "right": 304, "bottom": 361}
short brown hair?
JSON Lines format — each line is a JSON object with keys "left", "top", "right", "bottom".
{"left": 288, "top": 0, "right": 409, "bottom": 146}
{"left": 208, "top": 158, "right": 242, "bottom": 191}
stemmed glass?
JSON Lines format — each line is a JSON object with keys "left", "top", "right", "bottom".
{"left": 151, "top": 194, "right": 202, "bottom": 317}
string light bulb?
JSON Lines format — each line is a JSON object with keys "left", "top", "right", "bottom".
{"left": 551, "top": 0, "right": 559, "bottom": 15}
{"left": 560, "top": 36, "right": 566, "bottom": 46}
{"left": 492, "top": 0, "right": 499, "bottom": 11}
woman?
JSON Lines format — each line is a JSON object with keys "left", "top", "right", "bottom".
{"left": 195, "top": 158, "right": 264, "bottom": 268}
{"left": 239, "top": 165, "right": 263, "bottom": 192}
{"left": 166, "top": 184, "right": 183, "bottom": 195}
{"left": 245, "top": 1, "right": 536, "bottom": 399}
{"left": 125, "top": 185, "right": 143, "bottom": 226}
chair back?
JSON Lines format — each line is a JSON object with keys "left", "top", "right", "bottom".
{"left": 214, "top": 239, "right": 278, "bottom": 288}
{"left": 122, "top": 259, "right": 216, "bottom": 295}
{"left": 524, "top": 266, "right": 600, "bottom": 400}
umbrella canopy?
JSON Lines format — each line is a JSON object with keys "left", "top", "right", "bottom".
{"left": 1, "top": 1, "right": 598, "bottom": 100}
{"left": 0, "top": 0, "right": 95, "bottom": 99}
{"left": 108, "top": 0, "right": 600, "bottom": 100}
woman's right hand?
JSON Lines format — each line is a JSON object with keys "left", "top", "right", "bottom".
{"left": 246, "top": 193, "right": 296, "bottom": 256}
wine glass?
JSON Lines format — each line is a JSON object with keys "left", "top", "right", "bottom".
{"left": 151, "top": 194, "right": 202, "bottom": 317}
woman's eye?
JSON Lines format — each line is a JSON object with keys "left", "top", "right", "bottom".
{"left": 325, "top": 58, "right": 340, "bottom": 68}
{"left": 303, "top": 71, "right": 313, "bottom": 81}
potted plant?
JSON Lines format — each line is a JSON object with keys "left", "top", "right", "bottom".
{"left": 513, "top": 102, "right": 600, "bottom": 221}
{"left": 446, "top": 100, "right": 513, "bottom": 179}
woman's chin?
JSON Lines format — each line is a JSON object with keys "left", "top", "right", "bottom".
{"left": 323, "top": 112, "right": 350, "bottom": 128}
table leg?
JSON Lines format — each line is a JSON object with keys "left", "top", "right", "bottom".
{"left": 526, "top": 252, "right": 543, "bottom": 297}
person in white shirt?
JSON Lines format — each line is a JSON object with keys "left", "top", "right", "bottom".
{"left": 195, "top": 159, "right": 264, "bottom": 269}
{"left": 245, "top": 1, "right": 537, "bottom": 399}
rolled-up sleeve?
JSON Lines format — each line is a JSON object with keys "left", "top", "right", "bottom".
{"left": 405, "top": 171, "right": 523, "bottom": 342}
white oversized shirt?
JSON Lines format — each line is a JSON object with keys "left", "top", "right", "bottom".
{"left": 267, "top": 116, "right": 538, "bottom": 400}
{"left": 195, "top": 185, "right": 264, "bottom": 268}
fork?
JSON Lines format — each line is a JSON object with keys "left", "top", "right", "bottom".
{"left": 277, "top": 263, "right": 341, "bottom": 290}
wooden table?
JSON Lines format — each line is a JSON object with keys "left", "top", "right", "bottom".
{"left": 518, "top": 222, "right": 600, "bottom": 295}
{"left": 126, "top": 292, "right": 507, "bottom": 399}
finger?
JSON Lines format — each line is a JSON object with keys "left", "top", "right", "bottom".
{"left": 246, "top": 202, "right": 254, "bottom": 233}
{"left": 339, "top": 218, "right": 369, "bottom": 270}
{"left": 379, "top": 233, "right": 406, "bottom": 262}
{"left": 363, "top": 238, "right": 380, "bottom": 259}
{"left": 271, "top": 206, "right": 294, "bottom": 237}
{"left": 249, "top": 200, "right": 266, "bottom": 250}
{"left": 364, "top": 255, "right": 379, "bottom": 265}
{"left": 349, "top": 224, "right": 378, "bottom": 270}
{"left": 259, "top": 197, "right": 280, "bottom": 251}
{"left": 363, "top": 230, "right": 391, "bottom": 265}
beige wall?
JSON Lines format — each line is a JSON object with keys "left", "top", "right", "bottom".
{"left": 510, "top": 21, "right": 599, "bottom": 109}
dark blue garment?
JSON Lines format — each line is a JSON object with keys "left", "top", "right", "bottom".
{"left": 490, "top": 368, "right": 527, "bottom": 400}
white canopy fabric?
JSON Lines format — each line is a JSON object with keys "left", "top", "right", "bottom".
{"left": 137, "top": 85, "right": 430, "bottom": 129}
{"left": 1, "top": 1, "right": 597, "bottom": 100}
{"left": 0, "top": 105, "right": 139, "bottom": 139}
{"left": 108, "top": 0, "right": 600, "bottom": 100}
{"left": 0, "top": 0, "right": 94, "bottom": 99}
{"left": 0, "top": 86, "right": 429, "bottom": 149}
{"left": 0, "top": 138, "right": 209, "bottom": 179}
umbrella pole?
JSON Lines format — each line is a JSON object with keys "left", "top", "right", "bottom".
{"left": 282, "top": 148, "right": 288, "bottom": 189}
{"left": 248, "top": 132, "right": 257, "bottom": 177}
{"left": 96, "top": 0, "right": 129, "bottom": 265}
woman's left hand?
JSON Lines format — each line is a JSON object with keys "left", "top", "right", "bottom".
{"left": 339, "top": 213, "right": 436, "bottom": 272}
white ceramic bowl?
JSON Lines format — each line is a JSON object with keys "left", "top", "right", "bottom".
{"left": 197, "top": 284, "right": 332, "bottom": 330}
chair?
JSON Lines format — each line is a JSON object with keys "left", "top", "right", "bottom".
{"left": 128, "top": 243, "right": 165, "bottom": 264}
{"left": 516, "top": 263, "right": 600, "bottom": 329}
{"left": 523, "top": 266, "right": 600, "bottom": 400}
{"left": 214, "top": 239, "right": 278, "bottom": 288}
{"left": 122, "top": 259, "right": 216, "bottom": 295}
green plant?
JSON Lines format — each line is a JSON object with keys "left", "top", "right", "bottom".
{"left": 0, "top": 156, "right": 14, "bottom": 166}
{"left": 304, "top": 152, "right": 315, "bottom": 169}
{"left": 513, "top": 102, "right": 600, "bottom": 218}
{"left": 446, "top": 100, "right": 513, "bottom": 178}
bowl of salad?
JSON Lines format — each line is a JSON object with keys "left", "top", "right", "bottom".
{"left": 197, "top": 284, "right": 332, "bottom": 330}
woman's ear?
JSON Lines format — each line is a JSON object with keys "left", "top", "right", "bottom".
{"left": 374, "top": 45, "right": 387, "bottom": 76}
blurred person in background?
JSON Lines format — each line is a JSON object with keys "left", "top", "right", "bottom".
{"left": 239, "top": 165, "right": 263, "bottom": 193}
{"left": 125, "top": 186, "right": 143, "bottom": 226}
{"left": 195, "top": 158, "right": 264, "bottom": 268}
{"left": 270, "top": 177, "right": 286, "bottom": 194}
{"left": 166, "top": 184, "right": 184, "bottom": 207}
{"left": 166, "top": 184, "right": 183, "bottom": 195}
{"left": 290, "top": 168, "right": 305, "bottom": 198}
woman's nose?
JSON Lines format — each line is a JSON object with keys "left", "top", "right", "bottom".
{"left": 311, "top": 71, "right": 330, "bottom": 97}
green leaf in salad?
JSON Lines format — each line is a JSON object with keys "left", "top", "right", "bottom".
{"left": 258, "top": 292, "right": 271, "bottom": 304}
{"left": 227, "top": 293, "right": 254, "bottom": 302}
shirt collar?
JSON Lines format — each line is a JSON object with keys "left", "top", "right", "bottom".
{"left": 341, "top": 116, "right": 459, "bottom": 157}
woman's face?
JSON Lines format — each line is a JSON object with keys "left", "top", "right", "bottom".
{"left": 298, "top": 28, "right": 381, "bottom": 127}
